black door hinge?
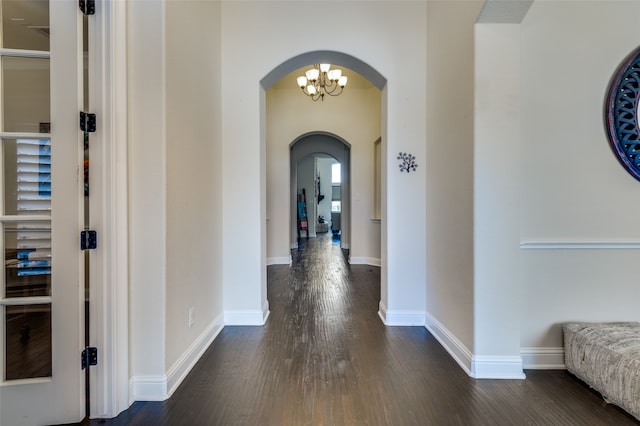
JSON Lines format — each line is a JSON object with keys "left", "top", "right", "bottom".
{"left": 79, "top": 0, "right": 95, "bottom": 15}
{"left": 80, "top": 112, "right": 96, "bottom": 133}
{"left": 81, "top": 347, "right": 98, "bottom": 370}
{"left": 80, "top": 230, "right": 97, "bottom": 250}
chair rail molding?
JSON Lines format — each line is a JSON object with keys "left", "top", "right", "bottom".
{"left": 520, "top": 241, "right": 640, "bottom": 250}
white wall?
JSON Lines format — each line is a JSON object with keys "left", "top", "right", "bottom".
{"left": 222, "top": 1, "right": 427, "bottom": 325}
{"left": 127, "top": 0, "right": 223, "bottom": 401}
{"left": 127, "top": 0, "right": 166, "bottom": 390}
{"left": 474, "top": 23, "right": 523, "bottom": 378}
{"left": 519, "top": 0, "right": 640, "bottom": 367}
{"left": 425, "top": 0, "right": 481, "bottom": 369}
{"left": 266, "top": 84, "right": 381, "bottom": 264}
{"left": 165, "top": 0, "right": 224, "bottom": 386}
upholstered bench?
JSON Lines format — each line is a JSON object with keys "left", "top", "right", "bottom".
{"left": 563, "top": 322, "right": 640, "bottom": 420}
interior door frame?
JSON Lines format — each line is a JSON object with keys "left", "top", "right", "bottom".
{"left": 85, "top": 0, "right": 130, "bottom": 419}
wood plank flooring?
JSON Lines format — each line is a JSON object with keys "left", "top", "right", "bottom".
{"left": 91, "top": 234, "right": 639, "bottom": 425}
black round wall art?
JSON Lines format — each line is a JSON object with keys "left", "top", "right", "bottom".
{"left": 605, "top": 46, "right": 640, "bottom": 182}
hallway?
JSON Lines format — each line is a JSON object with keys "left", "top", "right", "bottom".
{"left": 93, "top": 234, "right": 637, "bottom": 425}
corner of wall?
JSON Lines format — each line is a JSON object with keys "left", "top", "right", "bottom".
{"left": 130, "top": 313, "right": 225, "bottom": 402}
{"left": 224, "top": 300, "right": 270, "bottom": 326}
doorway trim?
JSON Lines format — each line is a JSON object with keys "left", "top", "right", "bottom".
{"left": 86, "top": 0, "right": 130, "bottom": 418}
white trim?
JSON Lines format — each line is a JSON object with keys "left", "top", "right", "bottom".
{"left": 290, "top": 242, "right": 298, "bottom": 249}
{"left": 378, "top": 301, "right": 425, "bottom": 326}
{"left": 377, "top": 300, "right": 388, "bottom": 324}
{"left": 349, "top": 256, "right": 381, "bottom": 267}
{"left": 521, "top": 347, "right": 565, "bottom": 370}
{"left": 521, "top": 241, "right": 640, "bottom": 250}
{"left": 424, "top": 313, "right": 473, "bottom": 376}
{"left": 0, "top": 296, "right": 51, "bottom": 305}
{"left": 267, "top": 256, "right": 292, "bottom": 266}
{"left": 89, "top": 0, "right": 131, "bottom": 419}
{"left": 0, "top": 48, "right": 50, "bottom": 59}
{"left": 130, "top": 376, "right": 168, "bottom": 403}
{"left": 0, "top": 132, "right": 51, "bottom": 139}
{"left": 225, "top": 304, "right": 270, "bottom": 325}
{"left": 471, "top": 356, "right": 526, "bottom": 379}
{"left": 424, "top": 313, "right": 526, "bottom": 379}
{"left": 130, "top": 316, "right": 225, "bottom": 403}
{"left": 166, "top": 314, "right": 224, "bottom": 397}
{"left": 0, "top": 215, "right": 51, "bottom": 222}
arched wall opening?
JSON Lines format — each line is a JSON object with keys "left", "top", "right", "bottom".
{"left": 290, "top": 132, "right": 351, "bottom": 251}
{"left": 261, "top": 50, "right": 387, "bottom": 315}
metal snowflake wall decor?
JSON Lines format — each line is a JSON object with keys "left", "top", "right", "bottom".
{"left": 397, "top": 152, "right": 418, "bottom": 173}
{"left": 605, "top": 46, "right": 640, "bottom": 182}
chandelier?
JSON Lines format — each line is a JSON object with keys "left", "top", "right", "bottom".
{"left": 296, "top": 64, "right": 348, "bottom": 102}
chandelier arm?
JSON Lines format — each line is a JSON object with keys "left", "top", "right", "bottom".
{"left": 326, "top": 86, "right": 344, "bottom": 97}
{"left": 323, "top": 79, "right": 340, "bottom": 94}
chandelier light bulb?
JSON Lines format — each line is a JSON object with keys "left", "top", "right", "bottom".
{"left": 327, "top": 69, "right": 340, "bottom": 81}
{"left": 305, "top": 68, "right": 319, "bottom": 81}
{"left": 338, "top": 76, "right": 348, "bottom": 87}
{"left": 297, "top": 76, "right": 307, "bottom": 88}
{"left": 319, "top": 63, "right": 331, "bottom": 73}
{"left": 307, "top": 85, "right": 317, "bottom": 95}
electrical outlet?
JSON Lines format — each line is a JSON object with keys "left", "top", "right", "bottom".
{"left": 188, "top": 307, "right": 195, "bottom": 327}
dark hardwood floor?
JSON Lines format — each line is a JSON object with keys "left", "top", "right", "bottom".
{"left": 91, "top": 233, "right": 639, "bottom": 425}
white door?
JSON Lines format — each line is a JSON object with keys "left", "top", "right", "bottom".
{"left": 0, "top": 1, "right": 85, "bottom": 425}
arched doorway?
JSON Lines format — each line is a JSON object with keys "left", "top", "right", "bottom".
{"left": 290, "top": 132, "right": 351, "bottom": 252}
{"left": 261, "top": 50, "right": 387, "bottom": 322}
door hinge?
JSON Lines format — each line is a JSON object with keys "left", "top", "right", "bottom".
{"left": 80, "top": 111, "right": 96, "bottom": 133}
{"left": 80, "top": 230, "right": 97, "bottom": 250}
{"left": 79, "top": 0, "right": 95, "bottom": 15}
{"left": 81, "top": 347, "right": 98, "bottom": 369}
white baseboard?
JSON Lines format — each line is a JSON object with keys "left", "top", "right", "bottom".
{"left": 130, "top": 314, "right": 225, "bottom": 402}
{"left": 378, "top": 301, "right": 425, "bottom": 326}
{"left": 166, "top": 314, "right": 224, "bottom": 397}
{"left": 349, "top": 256, "right": 381, "bottom": 267}
{"left": 425, "top": 312, "right": 473, "bottom": 376}
{"left": 129, "top": 375, "right": 168, "bottom": 403}
{"left": 377, "top": 301, "right": 387, "bottom": 324}
{"left": 291, "top": 242, "right": 298, "bottom": 249}
{"left": 471, "top": 355, "right": 526, "bottom": 379}
{"left": 224, "top": 301, "right": 270, "bottom": 325}
{"left": 267, "top": 256, "right": 292, "bottom": 266}
{"left": 425, "top": 313, "right": 525, "bottom": 379}
{"left": 521, "top": 347, "right": 565, "bottom": 369}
